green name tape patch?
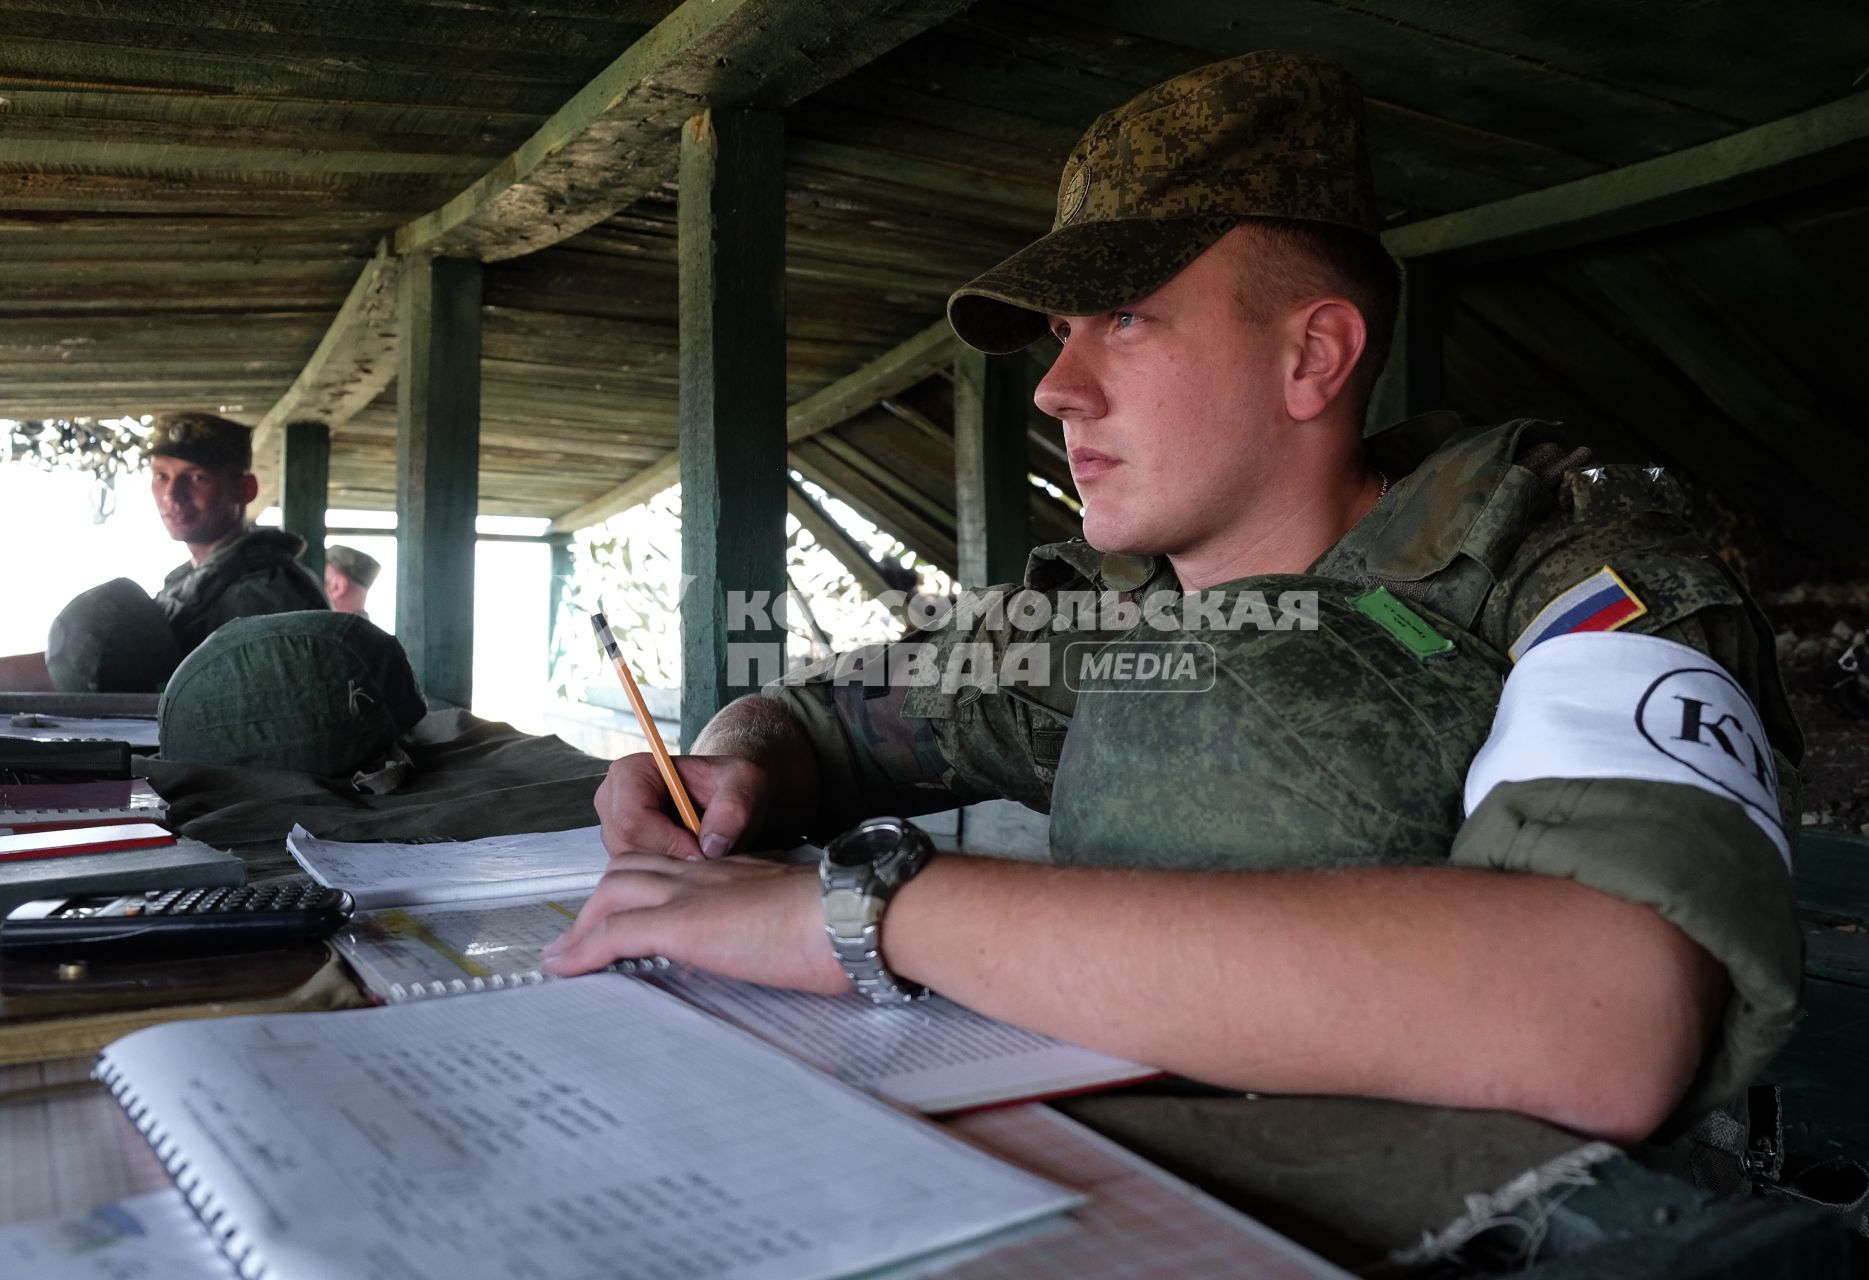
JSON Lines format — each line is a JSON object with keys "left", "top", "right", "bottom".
{"left": 1349, "top": 587, "right": 1456, "bottom": 659}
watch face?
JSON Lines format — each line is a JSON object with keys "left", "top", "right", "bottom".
{"left": 826, "top": 818, "right": 907, "bottom": 867}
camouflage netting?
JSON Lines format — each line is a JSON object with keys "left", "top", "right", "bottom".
{"left": 2, "top": 416, "right": 151, "bottom": 522}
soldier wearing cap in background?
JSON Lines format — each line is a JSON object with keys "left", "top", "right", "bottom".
{"left": 0, "top": 411, "right": 327, "bottom": 693}
{"left": 324, "top": 544, "right": 381, "bottom": 618}
{"left": 540, "top": 53, "right": 1810, "bottom": 1265}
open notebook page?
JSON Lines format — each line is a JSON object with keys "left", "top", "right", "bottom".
{"left": 286, "top": 824, "right": 607, "bottom": 908}
{"left": 94, "top": 974, "right": 1078, "bottom": 1280}
{"left": 334, "top": 895, "right": 1157, "bottom": 1113}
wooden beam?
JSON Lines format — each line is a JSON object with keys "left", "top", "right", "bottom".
{"left": 678, "top": 109, "right": 787, "bottom": 748}
{"left": 787, "top": 478, "right": 896, "bottom": 602}
{"left": 395, "top": 257, "right": 483, "bottom": 709}
{"left": 1382, "top": 91, "right": 1869, "bottom": 266}
{"left": 279, "top": 420, "right": 330, "bottom": 578}
{"left": 398, "top": 0, "right": 974, "bottom": 262}
{"left": 550, "top": 317, "right": 955, "bottom": 532}
{"left": 787, "top": 319, "right": 956, "bottom": 443}
{"left": 255, "top": 0, "right": 970, "bottom": 463}
{"left": 791, "top": 444, "right": 958, "bottom": 575}
{"left": 251, "top": 241, "right": 400, "bottom": 510}
{"left": 953, "top": 348, "right": 1031, "bottom": 588}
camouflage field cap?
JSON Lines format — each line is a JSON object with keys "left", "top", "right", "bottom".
{"left": 45, "top": 578, "right": 183, "bottom": 693}
{"left": 326, "top": 544, "right": 382, "bottom": 589}
{"left": 948, "top": 50, "right": 1379, "bottom": 354}
{"left": 148, "top": 412, "right": 253, "bottom": 473}
{"left": 159, "top": 611, "right": 426, "bottom": 775}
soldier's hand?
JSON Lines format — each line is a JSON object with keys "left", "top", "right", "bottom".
{"left": 540, "top": 855, "right": 846, "bottom": 995}
{"left": 594, "top": 752, "right": 772, "bottom": 862}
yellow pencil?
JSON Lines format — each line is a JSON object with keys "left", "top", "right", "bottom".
{"left": 589, "top": 611, "right": 702, "bottom": 836}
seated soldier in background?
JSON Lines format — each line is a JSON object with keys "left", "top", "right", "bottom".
{"left": 323, "top": 544, "right": 381, "bottom": 618}
{"left": 0, "top": 412, "right": 327, "bottom": 692}
{"left": 541, "top": 51, "right": 1806, "bottom": 1264}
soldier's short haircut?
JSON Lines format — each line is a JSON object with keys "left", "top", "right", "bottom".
{"left": 1231, "top": 218, "right": 1401, "bottom": 411}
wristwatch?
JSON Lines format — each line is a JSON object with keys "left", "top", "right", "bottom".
{"left": 820, "top": 816, "right": 936, "bottom": 1005}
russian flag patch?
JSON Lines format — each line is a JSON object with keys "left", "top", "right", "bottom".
{"left": 1508, "top": 565, "right": 1649, "bottom": 662}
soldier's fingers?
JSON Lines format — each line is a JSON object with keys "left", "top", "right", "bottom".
{"left": 541, "top": 910, "right": 656, "bottom": 977}
{"left": 595, "top": 754, "right": 703, "bottom": 860}
{"left": 684, "top": 758, "right": 766, "bottom": 860}
{"left": 545, "top": 869, "right": 681, "bottom": 958}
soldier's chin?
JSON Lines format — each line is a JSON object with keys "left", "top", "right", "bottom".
{"left": 1079, "top": 509, "right": 1152, "bottom": 556}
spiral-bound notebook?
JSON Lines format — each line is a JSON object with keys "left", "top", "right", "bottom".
{"left": 333, "top": 894, "right": 1159, "bottom": 1114}
{"left": 93, "top": 975, "right": 1081, "bottom": 1280}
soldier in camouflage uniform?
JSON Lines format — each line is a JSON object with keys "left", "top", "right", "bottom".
{"left": 543, "top": 53, "right": 1807, "bottom": 1268}
{"left": 0, "top": 412, "right": 328, "bottom": 692}
{"left": 144, "top": 412, "right": 328, "bottom": 659}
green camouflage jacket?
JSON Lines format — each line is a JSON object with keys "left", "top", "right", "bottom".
{"left": 768, "top": 412, "right": 1803, "bottom": 1122}
{"left": 154, "top": 527, "right": 329, "bottom": 657}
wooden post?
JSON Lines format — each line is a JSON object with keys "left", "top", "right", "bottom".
{"left": 279, "top": 419, "right": 330, "bottom": 578}
{"left": 547, "top": 533, "right": 573, "bottom": 683}
{"left": 1367, "top": 258, "right": 1447, "bottom": 431}
{"left": 395, "top": 255, "right": 482, "bottom": 709}
{"left": 678, "top": 108, "right": 787, "bottom": 749}
{"left": 952, "top": 348, "right": 1030, "bottom": 588}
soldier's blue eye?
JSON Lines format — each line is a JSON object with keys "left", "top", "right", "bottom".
{"left": 1114, "top": 312, "right": 1136, "bottom": 328}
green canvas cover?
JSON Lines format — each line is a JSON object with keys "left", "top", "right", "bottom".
{"left": 158, "top": 611, "right": 426, "bottom": 775}
{"left": 44, "top": 577, "right": 183, "bottom": 694}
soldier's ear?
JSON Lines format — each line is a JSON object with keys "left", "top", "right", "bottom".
{"left": 1286, "top": 298, "right": 1366, "bottom": 425}
{"left": 239, "top": 472, "right": 260, "bottom": 505}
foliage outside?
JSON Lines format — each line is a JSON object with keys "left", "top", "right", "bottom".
{"left": 550, "top": 478, "right": 952, "bottom": 703}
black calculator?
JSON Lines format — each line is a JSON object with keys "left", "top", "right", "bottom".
{"left": 0, "top": 884, "right": 355, "bottom": 956}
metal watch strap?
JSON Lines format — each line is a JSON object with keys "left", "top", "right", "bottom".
{"left": 820, "top": 817, "right": 934, "bottom": 1005}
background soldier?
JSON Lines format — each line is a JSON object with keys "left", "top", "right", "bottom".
{"left": 0, "top": 411, "right": 327, "bottom": 692}
{"left": 324, "top": 544, "right": 381, "bottom": 617}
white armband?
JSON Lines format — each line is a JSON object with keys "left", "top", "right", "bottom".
{"left": 1464, "top": 632, "right": 1789, "bottom": 870}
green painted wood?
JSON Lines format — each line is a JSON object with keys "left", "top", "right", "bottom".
{"left": 250, "top": 241, "right": 401, "bottom": 511}
{"left": 1352, "top": 0, "right": 1869, "bottom": 129}
{"left": 397, "top": 0, "right": 975, "bottom": 263}
{"left": 1449, "top": 274, "right": 1831, "bottom": 534}
{"left": 556, "top": 317, "right": 956, "bottom": 532}
{"left": 1795, "top": 832, "right": 1869, "bottom": 923}
{"left": 677, "top": 109, "right": 787, "bottom": 749}
{"left": 953, "top": 348, "right": 1033, "bottom": 588}
{"left": 1384, "top": 92, "right": 1869, "bottom": 266}
{"left": 1366, "top": 258, "right": 1446, "bottom": 432}
{"left": 790, "top": 444, "right": 959, "bottom": 574}
{"left": 395, "top": 255, "right": 482, "bottom": 710}
{"left": 279, "top": 420, "right": 331, "bottom": 579}
{"left": 1022, "top": 0, "right": 1737, "bottom": 167}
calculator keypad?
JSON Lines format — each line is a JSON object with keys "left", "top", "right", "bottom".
{"left": 140, "top": 884, "right": 339, "bottom": 916}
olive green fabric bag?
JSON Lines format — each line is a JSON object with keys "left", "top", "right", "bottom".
{"left": 45, "top": 577, "right": 183, "bottom": 693}
{"left": 158, "top": 611, "right": 426, "bottom": 775}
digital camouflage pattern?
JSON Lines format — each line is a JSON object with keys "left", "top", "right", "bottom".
{"left": 147, "top": 411, "right": 253, "bottom": 473}
{"left": 1049, "top": 574, "right": 1509, "bottom": 869}
{"left": 155, "top": 526, "right": 330, "bottom": 657}
{"left": 948, "top": 50, "right": 1379, "bottom": 354}
{"left": 44, "top": 577, "right": 182, "bottom": 693}
{"left": 765, "top": 413, "right": 1804, "bottom": 1128}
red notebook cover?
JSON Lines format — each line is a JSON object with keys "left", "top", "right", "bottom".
{"left": 0, "top": 822, "right": 177, "bottom": 863}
